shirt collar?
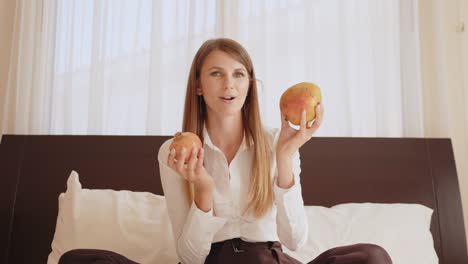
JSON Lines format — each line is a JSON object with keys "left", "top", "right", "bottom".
{"left": 202, "top": 124, "right": 253, "bottom": 153}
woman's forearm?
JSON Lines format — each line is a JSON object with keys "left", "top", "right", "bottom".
{"left": 194, "top": 188, "right": 213, "bottom": 212}
{"left": 276, "top": 154, "right": 295, "bottom": 189}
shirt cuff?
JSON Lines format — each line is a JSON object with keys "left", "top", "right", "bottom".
{"left": 274, "top": 177, "right": 302, "bottom": 205}
{"left": 179, "top": 201, "right": 228, "bottom": 258}
{"left": 273, "top": 177, "right": 305, "bottom": 226}
{"left": 273, "top": 177, "right": 308, "bottom": 251}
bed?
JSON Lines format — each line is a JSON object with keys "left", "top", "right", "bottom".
{"left": 0, "top": 135, "right": 467, "bottom": 263}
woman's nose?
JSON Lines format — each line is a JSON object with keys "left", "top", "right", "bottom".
{"left": 224, "top": 76, "right": 234, "bottom": 90}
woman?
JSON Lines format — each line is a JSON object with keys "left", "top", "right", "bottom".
{"left": 156, "top": 38, "right": 392, "bottom": 264}
{"left": 59, "top": 38, "right": 392, "bottom": 264}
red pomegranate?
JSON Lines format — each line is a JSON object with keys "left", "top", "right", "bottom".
{"left": 169, "top": 132, "right": 202, "bottom": 163}
{"left": 280, "top": 82, "right": 322, "bottom": 125}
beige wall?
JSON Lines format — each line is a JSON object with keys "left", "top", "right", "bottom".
{"left": 461, "top": 0, "right": 468, "bottom": 245}
{"left": 462, "top": 0, "right": 468, "bottom": 146}
{"left": 0, "top": 0, "right": 16, "bottom": 133}
{"left": 419, "top": 0, "right": 468, "bottom": 246}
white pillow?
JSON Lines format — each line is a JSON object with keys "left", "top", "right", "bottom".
{"left": 283, "top": 203, "right": 439, "bottom": 264}
{"left": 47, "top": 171, "right": 178, "bottom": 264}
{"left": 49, "top": 172, "right": 438, "bottom": 264}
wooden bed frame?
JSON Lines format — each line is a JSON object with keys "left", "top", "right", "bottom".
{"left": 1, "top": 135, "right": 467, "bottom": 263}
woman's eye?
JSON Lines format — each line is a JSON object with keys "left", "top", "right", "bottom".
{"left": 210, "top": 71, "right": 222, "bottom": 77}
{"left": 234, "top": 72, "right": 245, "bottom": 78}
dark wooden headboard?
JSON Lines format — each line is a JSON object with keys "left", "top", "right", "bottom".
{"left": 1, "top": 135, "right": 467, "bottom": 263}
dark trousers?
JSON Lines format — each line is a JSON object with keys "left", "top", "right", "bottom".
{"left": 59, "top": 239, "right": 393, "bottom": 264}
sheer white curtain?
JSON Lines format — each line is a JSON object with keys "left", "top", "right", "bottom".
{"left": 46, "top": 0, "right": 219, "bottom": 135}
{"left": 419, "top": 0, "right": 468, "bottom": 244}
{"left": 1, "top": 0, "right": 422, "bottom": 138}
{"left": 1, "top": 0, "right": 57, "bottom": 135}
{"left": 223, "top": 0, "right": 422, "bottom": 137}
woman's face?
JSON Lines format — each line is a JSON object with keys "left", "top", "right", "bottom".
{"left": 198, "top": 50, "right": 250, "bottom": 119}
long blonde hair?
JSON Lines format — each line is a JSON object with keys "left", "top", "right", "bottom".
{"left": 182, "top": 38, "right": 273, "bottom": 218}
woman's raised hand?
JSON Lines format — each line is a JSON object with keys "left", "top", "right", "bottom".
{"left": 276, "top": 104, "right": 324, "bottom": 158}
{"left": 167, "top": 144, "right": 214, "bottom": 193}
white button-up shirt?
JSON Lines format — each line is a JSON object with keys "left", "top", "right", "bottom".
{"left": 158, "top": 127, "right": 308, "bottom": 264}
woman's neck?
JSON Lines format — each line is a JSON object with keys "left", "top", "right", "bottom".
{"left": 206, "top": 114, "right": 244, "bottom": 163}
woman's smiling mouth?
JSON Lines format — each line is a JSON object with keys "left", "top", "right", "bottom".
{"left": 220, "top": 96, "right": 236, "bottom": 103}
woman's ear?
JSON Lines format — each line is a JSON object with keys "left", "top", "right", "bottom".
{"left": 196, "top": 87, "right": 202, "bottom": 95}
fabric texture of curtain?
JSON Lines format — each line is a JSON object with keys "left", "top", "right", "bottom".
{"left": 2, "top": 0, "right": 422, "bottom": 137}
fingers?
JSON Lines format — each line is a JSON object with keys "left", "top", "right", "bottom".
{"left": 186, "top": 146, "right": 198, "bottom": 181}
{"left": 187, "top": 146, "right": 198, "bottom": 168}
{"left": 299, "top": 104, "right": 324, "bottom": 139}
{"left": 280, "top": 111, "right": 289, "bottom": 128}
{"left": 196, "top": 147, "right": 204, "bottom": 169}
{"left": 168, "top": 145, "right": 205, "bottom": 183}
{"left": 176, "top": 147, "right": 187, "bottom": 173}
{"left": 303, "top": 104, "right": 323, "bottom": 136}
{"left": 310, "top": 104, "right": 323, "bottom": 130}
{"left": 168, "top": 148, "right": 176, "bottom": 168}
{"left": 300, "top": 109, "right": 307, "bottom": 131}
